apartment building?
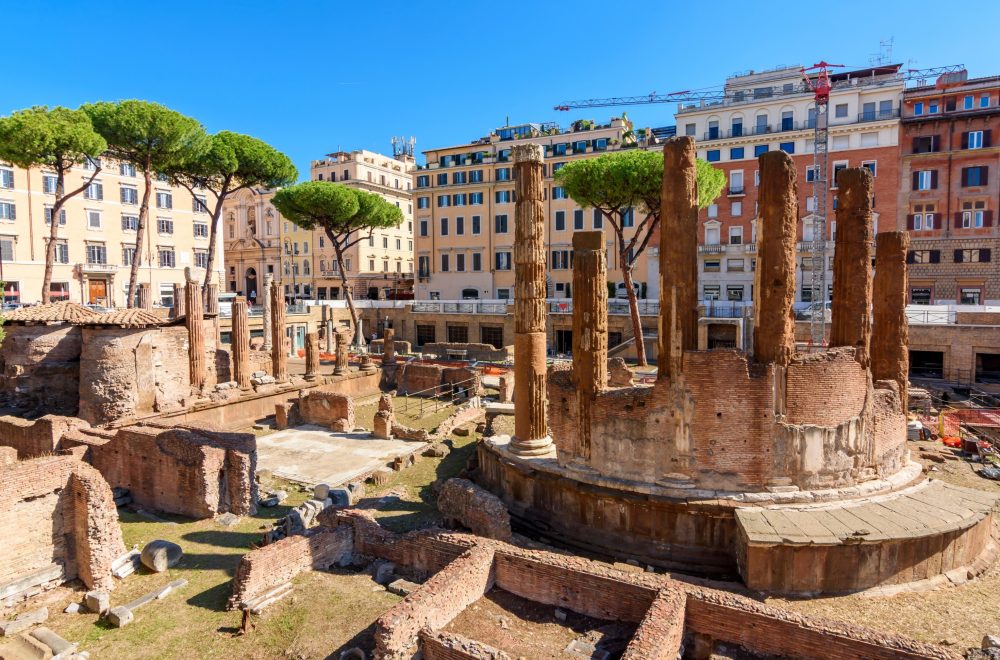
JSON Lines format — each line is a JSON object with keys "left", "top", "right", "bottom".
{"left": 0, "top": 157, "right": 223, "bottom": 306}
{"left": 310, "top": 149, "right": 415, "bottom": 300}
{"left": 677, "top": 65, "right": 902, "bottom": 304}
{"left": 222, "top": 148, "right": 415, "bottom": 303}
{"left": 414, "top": 117, "right": 658, "bottom": 301}
{"left": 898, "top": 72, "right": 999, "bottom": 305}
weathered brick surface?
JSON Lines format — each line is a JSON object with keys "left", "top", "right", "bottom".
{"left": 64, "top": 421, "right": 257, "bottom": 518}
{"left": 422, "top": 343, "right": 509, "bottom": 362}
{"left": 374, "top": 544, "right": 496, "bottom": 659}
{"left": 296, "top": 390, "right": 355, "bottom": 432}
{"left": 397, "top": 364, "right": 480, "bottom": 399}
{"left": 437, "top": 479, "right": 511, "bottom": 541}
{"left": 0, "top": 415, "right": 90, "bottom": 459}
{"left": 621, "top": 587, "right": 686, "bottom": 660}
{"left": 0, "top": 324, "right": 81, "bottom": 416}
{"left": 419, "top": 629, "right": 510, "bottom": 660}
{"left": 227, "top": 527, "right": 353, "bottom": 610}
{"left": 0, "top": 455, "right": 125, "bottom": 606}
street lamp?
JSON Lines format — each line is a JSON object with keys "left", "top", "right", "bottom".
{"left": 282, "top": 238, "right": 298, "bottom": 304}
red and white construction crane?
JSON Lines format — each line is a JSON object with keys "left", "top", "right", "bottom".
{"left": 553, "top": 63, "right": 964, "bottom": 345}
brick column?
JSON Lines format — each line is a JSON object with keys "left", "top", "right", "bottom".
{"left": 173, "top": 283, "right": 186, "bottom": 318}
{"left": 572, "top": 231, "right": 608, "bottom": 460}
{"left": 658, "top": 137, "right": 699, "bottom": 381}
{"left": 872, "top": 231, "right": 910, "bottom": 411}
{"left": 334, "top": 331, "right": 348, "bottom": 376}
{"left": 753, "top": 151, "right": 799, "bottom": 366}
{"left": 304, "top": 331, "right": 320, "bottom": 381}
{"left": 510, "top": 143, "right": 552, "bottom": 457}
{"left": 262, "top": 273, "right": 273, "bottom": 351}
{"left": 383, "top": 327, "right": 396, "bottom": 365}
{"left": 185, "top": 278, "right": 205, "bottom": 391}
{"left": 270, "top": 282, "right": 288, "bottom": 382}
{"left": 138, "top": 283, "right": 152, "bottom": 310}
{"left": 830, "top": 167, "right": 874, "bottom": 367}
{"left": 232, "top": 295, "right": 251, "bottom": 389}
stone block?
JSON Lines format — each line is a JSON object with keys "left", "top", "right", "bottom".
{"left": 84, "top": 591, "right": 110, "bottom": 614}
{"left": 386, "top": 579, "right": 419, "bottom": 596}
{"left": 140, "top": 540, "right": 183, "bottom": 573}
{"left": 63, "top": 603, "right": 81, "bottom": 614}
{"left": 423, "top": 443, "right": 450, "bottom": 458}
{"left": 370, "top": 468, "right": 393, "bottom": 486}
{"left": 0, "top": 608, "right": 48, "bottom": 636}
{"left": 346, "top": 481, "right": 365, "bottom": 503}
{"left": 107, "top": 606, "right": 133, "bottom": 628}
{"left": 314, "top": 483, "right": 331, "bottom": 500}
{"left": 373, "top": 561, "right": 396, "bottom": 585}
{"left": 29, "top": 627, "right": 76, "bottom": 657}
{"left": 329, "top": 488, "right": 351, "bottom": 507}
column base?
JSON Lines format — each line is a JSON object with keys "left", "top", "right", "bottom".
{"left": 304, "top": 374, "right": 318, "bottom": 382}
{"left": 509, "top": 435, "right": 556, "bottom": 458}
{"left": 333, "top": 368, "right": 347, "bottom": 376}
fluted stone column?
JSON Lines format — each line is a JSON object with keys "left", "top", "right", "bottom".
{"left": 830, "top": 168, "right": 874, "bottom": 367}
{"left": 262, "top": 273, "right": 273, "bottom": 351}
{"left": 753, "top": 151, "right": 799, "bottom": 366}
{"left": 334, "top": 331, "right": 348, "bottom": 376}
{"left": 138, "top": 283, "right": 152, "bottom": 310}
{"left": 572, "top": 231, "right": 608, "bottom": 460}
{"left": 658, "top": 137, "right": 700, "bottom": 381}
{"left": 873, "top": 231, "right": 910, "bottom": 411}
{"left": 510, "top": 143, "right": 552, "bottom": 457}
{"left": 206, "top": 282, "right": 219, "bottom": 316}
{"left": 270, "top": 282, "right": 288, "bottom": 382}
{"left": 185, "top": 279, "right": 205, "bottom": 391}
{"left": 232, "top": 296, "right": 251, "bottom": 389}
{"left": 173, "top": 283, "right": 186, "bottom": 318}
{"left": 305, "top": 331, "right": 320, "bottom": 381}
{"left": 383, "top": 327, "right": 396, "bottom": 365}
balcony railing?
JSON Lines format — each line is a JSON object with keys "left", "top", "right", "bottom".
{"left": 744, "top": 243, "right": 758, "bottom": 253}
{"left": 412, "top": 301, "right": 507, "bottom": 315}
{"left": 698, "top": 244, "right": 725, "bottom": 254}
{"left": 548, "top": 299, "right": 661, "bottom": 316}
{"left": 78, "top": 262, "right": 116, "bottom": 273}
{"left": 727, "top": 186, "right": 745, "bottom": 196}
{"left": 857, "top": 108, "right": 900, "bottom": 123}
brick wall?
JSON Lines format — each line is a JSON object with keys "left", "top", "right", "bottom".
{"left": 784, "top": 349, "right": 867, "bottom": 425}
{"left": 621, "top": 588, "right": 686, "bottom": 660}
{"left": 374, "top": 545, "right": 496, "bottom": 658}
{"left": 419, "top": 630, "right": 509, "bottom": 660}
{"left": 397, "top": 363, "right": 480, "bottom": 398}
{"left": 297, "top": 390, "right": 355, "bottom": 432}
{"left": 0, "top": 324, "right": 81, "bottom": 416}
{"left": 0, "top": 414, "right": 89, "bottom": 459}
{"left": 0, "top": 455, "right": 125, "bottom": 608}
{"left": 228, "top": 527, "right": 353, "bottom": 610}
{"left": 423, "top": 342, "right": 511, "bottom": 362}
{"left": 65, "top": 421, "right": 257, "bottom": 518}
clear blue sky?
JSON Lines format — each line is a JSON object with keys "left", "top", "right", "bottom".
{"left": 4, "top": 1, "right": 997, "bottom": 178}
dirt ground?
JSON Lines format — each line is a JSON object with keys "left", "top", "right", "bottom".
{"left": 444, "top": 588, "right": 636, "bottom": 659}
{"left": 768, "top": 437, "right": 1000, "bottom": 651}
{"left": 2, "top": 405, "right": 479, "bottom": 660}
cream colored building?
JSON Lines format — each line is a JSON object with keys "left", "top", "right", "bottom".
{"left": 310, "top": 149, "right": 415, "bottom": 300}
{"left": 222, "top": 148, "right": 415, "bottom": 303}
{"left": 413, "top": 116, "right": 659, "bottom": 301}
{"left": 0, "top": 157, "right": 223, "bottom": 306}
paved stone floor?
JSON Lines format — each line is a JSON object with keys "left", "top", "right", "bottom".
{"left": 255, "top": 425, "right": 419, "bottom": 486}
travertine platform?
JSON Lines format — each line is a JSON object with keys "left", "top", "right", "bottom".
{"left": 736, "top": 480, "right": 998, "bottom": 594}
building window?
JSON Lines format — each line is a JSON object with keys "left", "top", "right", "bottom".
{"left": 494, "top": 214, "right": 508, "bottom": 233}
{"left": 703, "top": 259, "right": 720, "bottom": 272}
{"left": 472, "top": 252, "right": 482, "bottom": 272}
{"left": 726, "top": 285, "right": 744, "bottom": 301}
{"left": 193, "top": 222, "right": 208, "bottom": 238}
{"left": 959, "top": 287, "right": 982, "bottom": 305}
{"left": 452, "top": 193, "right": 466, "bottom": 206}
{"left": 779, "top": 142, "right": 795, "bottom": 154}
{"left": 86, "top": 243, "right": 107, "bottom": 264}
{"left": 832, "top": 162, "right": 848, "bottom": 187}
{"left": 83, "top": 156, "right": 101, "bottom": 171}
{"left": 555, "top": 210, "right": 565, "bottom": 231}
{"left": 419, "top": 219, "right": 428, "bottom": 237}
{"left": 120, "top": 162, "right": 136, "bottom": 177}
{"left": 551, "top": 249, "right": 572, "bottom": 270}
{"left": 727, "top": 258, "right": 745, "bottom": 272}
{"left": 702, "top": 284, "right": 720, "bottom": 300}
{"left": 86, "top": 210, "right": 101, "bottom": 229}
{"left": 437, "top": 195, "right": 450, "bottom": 208}
{"left": 84, "top": 181, "right": 103, "bottom": 200}
{"left": 194, "top": 250, "right": 209, "bottom": 268}
{"left": 729, "top": 171, "right": 744, "bottom": 194}
{"left": 914, "top": 170, "right": 936, "bottom": 190}
{"left": 471, "top": 215, "right": 481, "bottom": 234}
{"left": 593, "top": 208, "right": 603, "bottom": 229}
{"left": 416, "top": 324, "right": 436, "bottom": 346}
{"left": 573, "top": 209, "right": 584, "bottom": 230}
{"left": 707, "top": 204, "right": 718, "bottom": 219}
{"left": 455, "top": 217, "right": 464, "bottom": 235}
{"left": 684, "top": 123, "right": 696, "bottom": 136}
{"left": 469, "top": 192, "right": 483, "bottom": 205}
{"left": 729, "top": 226, "right": 743, "bottom": 245}
{"left": 418, "top": 255, "right": 430, "bottom": 278}
{"left": 436, "top": 172, "right": 447, "bottom": 185}
{"left": 913, "top": 102, "right": 924, "bottom": 116}
{"left": 155, "top": 191, "right": 172, "bottom": 208}
{"left": 962, "top": 166, "right": 989, "bottom": 187}
{"left": 193, "top": 195, "right": 208, "bottom": 213}
{"left": 495, "top": 251, "right": 512, "bottom": 271}
{"left": 120, "top": 185, "right": 138, "bottom": 205}
{"left": 42, "top": 174, "right": 57, "bottom": 194}
{"left": 0, "top": 168, "right": 13, "bottom": 189}
{"left": 122, "top": 245, "right": 135, "bottom": 266}
{"left": 753, "top": 145, "right": 769, "bottom": 157}
{"left": 834, "top": 103, "right": 848, "bottom": 118}
{"left": 495, "top": 190, "right": 512, "bottom": 204}
{"left": 54, "top": 241, "right": 69, "bottom": 264}
{"left": 862, "top": 161, "right": 877, "bottom": 177}
{"left": 730, "top": 147, "right": 744, "bottom": 160}
{"left": 440, "top": 217, "right": 449, "bottom": 236}
{"left": 456, "top": 253, "right": 465, "bottom": 272}
{"left": 481, "top": 326, "right": 503, "bottom": 349}
{"left": 964, "top": 95, "right": 975, "bottom": 110}
{"left": 706, "top": 149, "right": 720, "bottom": 162}
{"left": 955, "top": 248, "right": 991, "bottom": 264}
{"left": 417, "top": 196, "right": 429, "bottom": 209}
{"left": 553, "top": 186, "right": 568, "bottom": 200}
{"left": 907, "top": 250, "right": 940, "bottom": 264}
{"left": 961, "top": 201, "right": 987, "bottom": 228}
{"left": 965, "top": 131, "right": 986, "bottom": 149}
{"left": 45, "top": 207, "right": 67, "bottom": 225}
{"left": 157, "top": 249, "right": 175, "bottom": 268}
{"left": 157, "top": 218, "right": 174, "bottom": 234}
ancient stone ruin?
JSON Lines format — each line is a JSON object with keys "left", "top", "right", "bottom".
{"left": 475, "top": 137, "right": 998, "bottom": 594}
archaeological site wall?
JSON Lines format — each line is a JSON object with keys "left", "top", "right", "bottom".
{"left": 396, "top": 363, "right": 481, "bottom": 398}
{"left": 0, "top": 454, "right": 125, "bottom": 609}
{"left": 0, "top": 323, "right": 82, "bottom": 416}
{"left": 0, "top": 414, "right": 90, "bottom": 459}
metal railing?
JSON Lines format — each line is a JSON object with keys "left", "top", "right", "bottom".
{"left": 698, "top": 244, "right": 726, "bottom": 254}
{"left": 857, "top": 108, "right": 900, "bottom": 122}
{"left": 548, "top": 299, "right": 661, "bottom": 316}
{"left": 412, "top": 301, "right": 507, "bottom": 314}
{"left": 906, "top": 309, "right": 956, "bottom": 324}
{"left": 399, "top": 374, "right": 480, "bottom": 416}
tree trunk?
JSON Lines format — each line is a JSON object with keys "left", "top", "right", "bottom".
{"left": 127, "top": 165, "right": 153, "bottom": 309}
{"left": 202, "top": 195, "right": 224, "bottom": 307}
{"left": 40, "top": 169, "right": 64, "bottom": 304}
{"left": 621, "top": 260, "right": 647, "bottom": 366}
{"left": 331, "top": 235, "right": 361, "bottom": 347}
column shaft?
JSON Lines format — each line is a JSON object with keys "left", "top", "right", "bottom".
{"left": 658, "top": 137, "right": 699, "bottom": 380}
{"left": 872, "top": 231, "right": 910, "bottom": 411}
{"left": 572, "top": 230, "right": 608, "bottom": 460}
{"left": 830, "top": 168, "right": 874, "bottom": 367}
{"left": 753, "top": 150, "right": 799, "bottom": 365}
{"left": 305, "top": 331, "right": 320, "bottom": 381}
{"left": 232, "top": 296, "right": 251, "bottom": 389}
{"left": 334, "top": 332, "right": 348, "bottom": 376}
{"left": 262, "top": 273, "right": 273, "bottom": 351}
{"left": 138, "top": 283, "right": 152, "bottom": 310}
{"left": 185, "top": 280, "right": 205, "bottom": 390}
{"left": 270, "top": 283, "right": 288, "bottom": 382}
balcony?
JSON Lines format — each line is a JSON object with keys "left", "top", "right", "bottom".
{"left": 412, "top": 301, "right": 506, "bottom": 315}
{"left": 744, "top": 243, "right": 758, "bottom": 254}
{"left": 857, "top": 107, "right": 899, "bottom": 123}
{"left": 78, "top": 262, "right": 116, "bottom": 274}
{"left": 698, "top": 244, "right": 725, "bottom": 254}
{"left": 727, "top": 186, "right": 745, "bottom": 196}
